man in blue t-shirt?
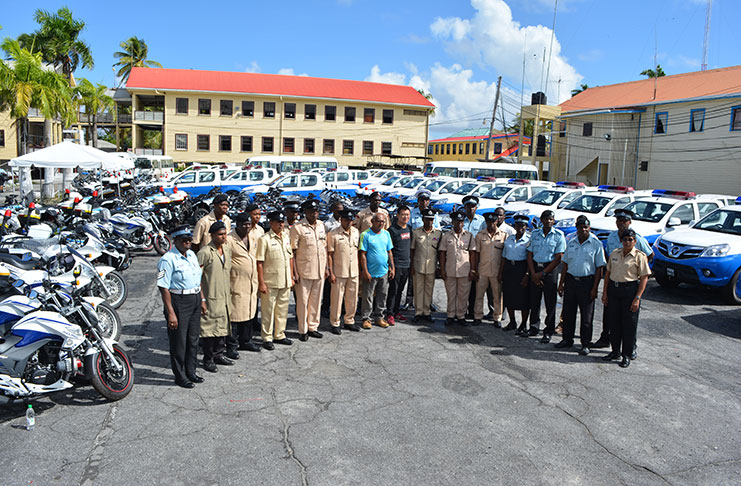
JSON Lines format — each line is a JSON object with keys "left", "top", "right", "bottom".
{"left": 359, "top": 213, "right": 395, "bottom": 329}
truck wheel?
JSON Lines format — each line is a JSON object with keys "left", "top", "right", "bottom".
{"left": 724, "top": 268, "right": 741, "bottom": 305}
{"left": 655, "top": 273, "right": 680, "bottom": 289}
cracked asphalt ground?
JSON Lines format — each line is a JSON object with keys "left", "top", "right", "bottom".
{"left": 1, "top": 254, "right": 740, "bottom": 486}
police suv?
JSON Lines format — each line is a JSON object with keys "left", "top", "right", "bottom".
{"left": 502, "top": 181, "right": 594, "bottom": 228}
{"left": 652, "top": 202, "right": 741, "bottom": 304}
{"left": 431, "top": 178, "right": 496, "bottom": 213}
{"left": 476, "top": 179, "right": 553, "bottom": 214}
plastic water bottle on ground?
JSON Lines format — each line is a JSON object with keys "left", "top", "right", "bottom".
{"left": 25, "top": 404, "right": 35, "bottom": 431}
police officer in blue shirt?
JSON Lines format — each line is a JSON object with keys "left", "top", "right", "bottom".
{"left": 556, "top": 215, "right": 606, "bottom": 355}
{"left": 409, "top": 190, "right": 441, "bottom": 230}
{"left": 157, "top": 225, "right": 204, "bottom": 389}
{"left": 527, "top": 209, "right": 567, "bottom": 343}
{"left": 462, "top": 195, "right": 486, "bottom": 319}
{"left": 501, "top": 214, "right": 531, "bottom": 333}
{"left": 592, "top": 208, "right": 652, "bottom": 351}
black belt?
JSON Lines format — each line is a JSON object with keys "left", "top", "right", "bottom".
{"left": 609, "top": 280, "right": 638, "bottom": 288}
{"left": 567, "top": 274, "right": 594, "bottom": 281}
{"left": 506, "top": 259, "right": 527, "bottom": 266}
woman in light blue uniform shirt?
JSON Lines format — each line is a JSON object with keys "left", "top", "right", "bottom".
{"left": 499, "top": 214, "right": 531, "bottom": 333}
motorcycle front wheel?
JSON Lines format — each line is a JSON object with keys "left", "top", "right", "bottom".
{"left": 99, "top": 271, "right": 128, "bottom": 309}
{"left": 91, "top": 344, "right": 134, "bottom": 401}
{"left": 96, "top": 302, "right": 122, "bottom": 341}
{"left": 153, "top": 234, "right": 171, "bottom": 256}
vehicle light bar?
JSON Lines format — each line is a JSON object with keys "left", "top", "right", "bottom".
{"left": 508, "top": 178, "right": 531, "bottom": 185}
{"left": 555, "top": 181, "right": 586, "bottom": 188}
{"left": 401, "top": 170, "right": 414, "bottom": 175}
{"left": 477, "top": 176, "right": 496, "bottom": 181}
{"left": 598, "top": 185, "right": 635, "bottom": 193}
{"left": 735, "top": 196, "right": 741, "bottom": 205}
{"left": 292, "top": 169, "right": 303, "bottom": 173}
{"left": 651, "top": 189, "right": 696, "bottom": 199}
{"left": 424, "top": 173, "right": 439, "bottom": 177}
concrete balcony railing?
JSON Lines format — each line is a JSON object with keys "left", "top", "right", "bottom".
{"left": 135, "top": 148, "right": 163, "bottom": 155}
{"left": 134, "top": 111, "right": 164, "bottom": 123}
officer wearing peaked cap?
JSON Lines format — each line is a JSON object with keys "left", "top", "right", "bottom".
{"left": 284, "top": 201, "right": 301, "bottom": 227}
{"left": 501, "top": 214, "right": 532, "bottom": 334}
{"left": 410, "top": 189, "right": 440, "bottom": 230}
{"left": 411, "top": 208, "right": 442, "bottom": 322}
{"left": 439, "top": 210, "right": 477, "bottom": 324}
{"left": 193, "top": 193, "right": 231, "bottom": 252}
{"left": 157, "top": 225, "right": 203, "bottom": 388}
{"left": 462, "top": 196, "right": 485, "bottom": 319}
{"left": 471, "top": 212, "right": 507, "bottom": 326}
{"left": 327, "top": 208, "right": 361, "bottom": 333}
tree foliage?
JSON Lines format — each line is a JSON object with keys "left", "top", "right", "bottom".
{"left": 113, "top": 36, "right": 162, "bottom": 86}
{"left": 640, "top": 65, "right": 666, "bottom": 78}
{"left": 506, "top": 112, "right": 534, "bottom": 138}
{"left": 74, "top": 78, "right": 114, "bottom": 147}
{"left": 570, "top": 84, "right": 589, "bottom": 96}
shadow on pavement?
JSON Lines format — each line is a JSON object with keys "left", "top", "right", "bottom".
{"left": 682, "top": 307, "right": 741, "bottom": 339}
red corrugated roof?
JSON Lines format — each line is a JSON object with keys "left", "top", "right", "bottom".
{"left": 429, "top": 134, "right": 530, "bottom": 143}
{"left": 126, "top": 67, "right": 435, "bottom": 108}
{"left": 560, "top": 65, "right": 741, "bottom": 113}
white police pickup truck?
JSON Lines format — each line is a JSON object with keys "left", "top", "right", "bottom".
{"left": 431, "top": 179, "right": 497, "bottom": 213}
{"left": 476, "top": 179, "right": 553, "bottom": 214}
{"left": 652, "top": 204, "right": 741, "bottom": 304}
{"left": 503, "top": 181, "right": 594, "bottom": 228}
{"left": 553, "top": 185, "right": 652, "bottom": 235}
{"left": 589, "top": 190, "right": 727, "bottom": 246}
{"left": 161, "top": 166, "right": 275, "bottom": 196}
{"left": 242, "top": 171, "right": 331, "bottom": 200}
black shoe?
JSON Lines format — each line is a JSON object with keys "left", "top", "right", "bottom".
{"left": 307, "top": 330, "right": 323, "bottom": 339}
{"left": 214, "top": 355, "right": 234, "bottom": 366}
{"left": 554, "top": 340, "right": 573, "bottom": 349}
{"left": 528, "top": 327, "right": 540, "bottom": 337}
{"left": 239, "top": 342, "right": 262, "bottom": 352}
{"left": 464, "top": 313, "right": 474, "bottom": 321}
{"left": 540, "top": 334, "right": 552, "bottom": 344}
{"left": 619, "top": 356, "right": 631, "bottom": 368}
{"left": 344, "top": 324, "right": 361, "bottom": 332}
{"left": 484, "top": 312, "right": 494, "bottom": 321}
{"left": 493, "top": 320, "right": 502, "bottom": 328}
{"left": 330, "top": 326, "right": 341, "bottom": 335}
{"left": 299, "top": 333, "right": 309, "bottom": 342}
{"left": 176, "top": 380, "right": 194, "bottom": 389}
{"left": 226, "top": 350, "right": 240, "bottom": 360}
{"left": 275, "top": 338, "right": 293, "bottom": 345}
{"left": 602, "top": 352, "right": 620, "bottom": 361}
{"left": 579, "top": 346, "right": 591, "bottom": 356}
{"left": 590, "top": 338, "right": 610, "bottom": 349}
{"left": 631, "top": 350, "right": 638, "bottom": 360}
{"left": 413, "top": 315, "right": 422, "bottom": 323}
{"left": 472, "top": 319, "right": 482, "bottom": 326}
{"left": 430, "top": 303, "right": 438, "bottom": 312}
{"left": 446, "top": 317, "right": 455, "bottom": 326}
{"left": 504, "top": 323, "right": 517, "bottom": 331}
{"left": 187, "top": 374, "right": 204, "bottom": 384}
{"left": 263, "top": 341, "right": 275, "bottom": 351}
{"left": 203, "top": 361, "right": 218, "bottom": 373}
{"left": 457, "top": 318, "right": 468, "bottom": 326}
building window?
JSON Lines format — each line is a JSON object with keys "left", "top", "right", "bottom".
{"left": 262, "top": 137, "right": 274, "bottom": 152}
{"left": 655, "top": 112, "right": 668, "bottom": 134}
{"left": 382, "top": 109, "right": 394, "bottom": 124}
{"left": 472, "top": 142, "right": 477, "bottom": 155}
{"left": 381, "top": 142, "right": 392, "bottom": 155}
{"left": 198, "top": 99, "right": 211, "bottom": 115}
{"left": 175, "top": 98, "right": 188, "bottom": 115}
{"left": 494, "top": 142, "right": 502, "bottom": 154}
{"left": 304, "top": 138, "right": 315, "bottom": 154}
{"left": 479, "top": 142, "right": 484, "bottom": 153}
{"left": 323, "top": 139, "right": 334, "bottom": 154}
{"left": 285, "top": 103, "right": 296, "bottom": 119}
{"left": 364, "top": 108, "right": 375, "bottom": 123}
{"left": 427, "top": 145, "right": 433, "bottom": 155}
{"left": 283, "top": 137, "right": 295, "bottom": 153}
{"left": 175, "top": 133, "right": 187, "bottom": 150}
{"left": 459, "top": 144, "right": 463, "bottom": 154}
{"left": 582, "top": 122, "right": 593, "bottom": 136}
{"left": 305, "top": 104, "right": 316, "bottom": 120}
{"left": 730, "top": 106, "right": 741, "bottom": 131}
{"left": 0, "top": 129, "right": 4, "bottom": 147}
{"left": 403, "top": 109, "right": 426, "bottom": 116}
{"left": 465, "top": 143, "right": 470, "bottom": 155}
{"left": 219, "top": 135, "right": 232, "bottom": 151}
{"left": 241, "top": 136, "right": 253, "bottom": 152}
{"left": 242, "top": 101, "right": 254, "bottom": 117}
{"left": 435, "top": 144, "right": 439, "bottom": 155}
{"left": 452, "top": 144, "right": 456, "bottom": 155}
{"left": 344, "top": 107, "right": 356, "bottom": 122}
{"left": 446, "top": 144, "right": 450, "bottom": 155}
{"left": 325, "top": 105, "right": 336, "bottom": 121}
{"left": 342, "top": 140, "right": 354, "bottom": 155}
{"left": 197, "top": 134, "right": 210, "bottom": 151}
{"left": 559, "top": 121, "right": 566, "bottom": 137}
{"left": 363, "top": 140, "right": 374, "bottom": 155}
{"left": 264, "top": 102, "right": 275, "bottom": 118}
{"left": 220, "top": 100, "right": 233, "bottom": 116}
{"left": 689, "top": 109, "right": 705, "bottom": 132}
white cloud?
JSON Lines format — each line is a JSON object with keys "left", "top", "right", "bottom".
{"left": 244, "top": 61, "right": 260, "bottom": 73}
{"left": 430, "top": 0, "right": 582, "bottom": 104}
{"left": 364, "top": 65, "right": 408, "bottom": 85}
{"left": 277, "top": 68, "right": 308, "bottom": 77}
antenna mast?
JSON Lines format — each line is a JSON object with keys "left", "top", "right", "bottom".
{"left": 701, "top": 0, "right": 713, "bottom": 71}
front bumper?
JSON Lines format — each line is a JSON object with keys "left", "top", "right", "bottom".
{"left": 652, "top": 253, "right": 740, "bottom": 288}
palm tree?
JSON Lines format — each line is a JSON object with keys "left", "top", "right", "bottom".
{"left": 570, "top": 84, "right": 589, "bottom": 97}
{"left": 113, "top": 37, "right": 162, "bottom": 86}
{"left": 17, "top": 7, "right": 94, "bottom": 85}
{"left": 417, "top": 88, "right": 436, "bottom": 117}
{"left": 74, "top": 78, "right": 114, "bottom": 148}
{"left": 640, "top": 65, "right": 666, "bottom": 78}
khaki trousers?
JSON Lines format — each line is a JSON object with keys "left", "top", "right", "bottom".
{"left": 295, "top": 277, "right": 324, "bottom": 333}
{"left": 261, "top": 287, "right": 290, "bottom": 342}
{"left": 474, "top": 275, "right": 502, "bottom": 321}
{"left": 330, "top": 276, "right": 359, "bottom": 327}
{"left": 444, "top": 277, "right": 471, "bottom": 319}
{"left": 413, "top": 271, "right": 435, "bottom": 317}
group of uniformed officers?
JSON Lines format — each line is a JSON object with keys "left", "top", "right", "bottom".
{"left": 157, "top": 189, "right": 653, "bottom": 388}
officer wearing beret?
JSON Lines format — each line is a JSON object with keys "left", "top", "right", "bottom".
{"left": 256, "top": 211, "right": 294, "bottom": 350}
{"left": 192, "top": 193, "right": 231, "bottom": 252}
{"left": 327, "top": 209, "right": 361, "bottom": 333}
{"left": 439, "top": 210, "right": 477, "bottom": 325}
{"left": 527, "top": 209, "right": 566, "bottom": 343}
{"left": 157, "top": 225, "right": 204, "bottom": 388}
{"left": 556, "top": 215, "right": 606, "bottom": 355}
{"left": 291, "top": 199, "right": 328, "bottom": 341}
{"left": 410, "top": 208, "right": 442, "bottom": 322}
{"left": 197, "top": 221, "right": 234, "bottom": 372}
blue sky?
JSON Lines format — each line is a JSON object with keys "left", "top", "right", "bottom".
{"left": 3, "top": 0, "right": 737, "bottom": 138}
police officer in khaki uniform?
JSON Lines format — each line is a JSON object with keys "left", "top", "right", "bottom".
{"left": 284, "top": 201, "right": 301, "bottom": 228}
{"left": 410, "top": 208, "right": 441, "bottom": 323}
{"left": 471, "top": 212, "right": 507, "bottom": 326}
{"left": 327, "top": 209, "right": 361, "bottom": 334}
{"left": 354, "top": 191, "right": 390, "bottom": 233}
{"left": 439, "top": 210, "right": 477, "bottom": 325}
{"left": 291, "top": 199, "right": 328, "bottom": 342}
{"left": 197, "top": 221, "right": 233, "bottom": 373}
{"left": 256, "top": 211, "right": 294, "bottom": 350}
{"left": 192, "top": 194, "right": 232, "bottom": 252}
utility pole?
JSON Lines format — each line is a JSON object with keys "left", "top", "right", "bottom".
{"left": 484, "top": 76, "right": 502, "bottom": 162}
{"left": 701, "top": 0, "right": 713, "bottom": 71}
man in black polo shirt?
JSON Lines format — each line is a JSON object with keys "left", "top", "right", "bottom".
{"left": 386, "top": 205, "right": 412, "bottom": 325}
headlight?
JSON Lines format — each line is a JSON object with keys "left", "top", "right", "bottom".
{"left": 700, "top": 243, "right": 730, "bottom": 257}
{"left": 555, "top": 218, "right": 575, "bottom": 228}
{"left": 435, "top": 198, "right": 448, "bottom": 205}
{"left": 515, "top": 209, "right": 530, "bottom": 216}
